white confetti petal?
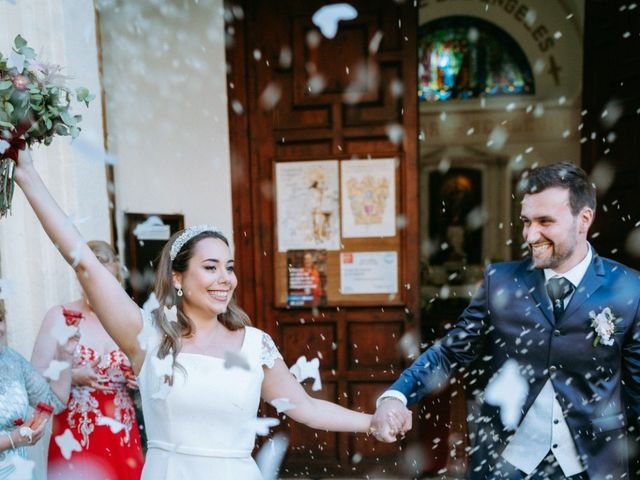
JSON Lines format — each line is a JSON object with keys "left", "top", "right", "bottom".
{"left": 142, "top": 293, "right": 161, "bottom": 315}
{"left": 96, "top": 416, "right": 126, "bottom": 434}
{"left": 484, "top": 359, "right": 528, "bottom": 430}
{"left": 43, "top": 360, "right": 70, "bottom": 381}
{"left": 289, "top": 356, "right": 322, "bottom": 391}
{"left": 151, "top": 381, "right": 171, "bottom": 400}
{"left": 137, "top": 316, "right": 156, "bottom": 351}
{"left": 151, "top": 354, "right": 173, "bottom": 378}
{"left": 269, "top": 397, "right": 296, "bottom": 414}
{"left": 54, "top": 429, "right": 82, "bottom": 460}
{"left": 253, "top": 417, "right": 280, "bottom": 436}
{"left": 50, "top": 322, "right": 79, "bottom": 346}
{"left": 224, "top": 350, "right": 250, "bottom": 371}
{"left": 163, "top": 305, "right": 178, "bottom": 323}
{"left": 256, "top": 432, "right": 289, "bottom": 480}
{"left": 311, "top": 3, "right": 357, "bottom": 39}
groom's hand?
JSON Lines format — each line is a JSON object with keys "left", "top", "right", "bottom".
{"left": 370, "top": 397, "right": 412, "bottom": 442}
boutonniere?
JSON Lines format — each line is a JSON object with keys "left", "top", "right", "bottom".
{"left": 589, "top": 307, "right": 617, "bottom": 347}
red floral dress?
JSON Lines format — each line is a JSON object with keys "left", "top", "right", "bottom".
{"left": 48, "top": 311, "right": 144, "bottom": 479}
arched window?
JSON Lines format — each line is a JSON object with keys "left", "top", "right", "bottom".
{"left": 418, "top": 16, "right": 534, "bottom": 102}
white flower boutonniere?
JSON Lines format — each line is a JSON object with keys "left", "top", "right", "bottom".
{"left": 589, "top": 307, "right": 617, "bottom": 347}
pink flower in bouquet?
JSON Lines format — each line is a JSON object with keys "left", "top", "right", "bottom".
{"left": 11, "top": 74, "right": 28, "bottom": 90}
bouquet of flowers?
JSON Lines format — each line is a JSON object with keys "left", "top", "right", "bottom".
{"left": 0, "top": 35, "right": 94, "bottom": 218}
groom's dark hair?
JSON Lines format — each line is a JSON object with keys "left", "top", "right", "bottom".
{"left": 518, "top": 161, "right": 596, "bottom": 216}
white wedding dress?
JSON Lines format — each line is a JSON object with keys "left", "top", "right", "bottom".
{"left": 138, "top": 313, "right": 282, "bottom": 480}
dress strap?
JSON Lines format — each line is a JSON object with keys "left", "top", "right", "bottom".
{"left": 147, "top": 440, "right": 252, "bottom": 458}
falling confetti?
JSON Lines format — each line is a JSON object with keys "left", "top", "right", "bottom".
{"left": 96, "top": 416, "right": 126, "bottom": 434}
{"left": 270, "top": 397, "right": 296, "bottom": 414}
{"left": 256, "top": 432, "right": 289, "bottom": 480}
{"left": 484, "top": 359, "right": 528, "bottom": 429}
{"left": 252, "top": 417, "right": 280, "bottom": 436}
{"left": 487, "top": 126, "right": 508, "bottom": 151}
{"left": 142, "top": 293, "right": 160, "bottom": 315}
{"left": 311, "top": 3, "right": 357, "bottom": 39}
{"left": 289, "top": 355, "right": 322, "bottom": 391}
{"left": 50, "top": 322, "right": 79, "bottom": 346}
{"left": 223, "top": 349, "right": 251, "bottom": 371}
{"left": 259, "top": 82, "right": 282, "bottom": 111}
{"left": 43, "top": 360, "right": 71, "bottom": 381}
{"left": 163, "top": 305, "right": 178, "bottom": 323}
{"left": 54, "top": 429, "right": 82, "bottom": 460}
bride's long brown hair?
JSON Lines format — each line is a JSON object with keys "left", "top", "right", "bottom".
{"left": 153, "top": 230, "right": 251, "bottom": 370}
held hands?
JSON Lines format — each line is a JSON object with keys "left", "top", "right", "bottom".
{"left": 370, "top": 398, "right": 412, "bottom": 442}
{"left": 72, "top": 357, "right": 110, "bottom": 391}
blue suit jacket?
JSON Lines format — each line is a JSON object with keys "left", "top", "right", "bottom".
{"left": 390, "top": 253, "right": 640, "bottom": 479}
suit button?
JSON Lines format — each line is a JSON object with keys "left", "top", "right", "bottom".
{"left": 549, "top": 366, "right": 557, "bottom": 373}
{"left": 554, "top": 419, "right": 560, "bottom": 424}
{"left": 552, "top": 443, "right": 558, "bottom": 449}
{"left": 553, "top": 329, "right": 561, "bottom": 336}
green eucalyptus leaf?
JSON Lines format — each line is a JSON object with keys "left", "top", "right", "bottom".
{"left": 0, "top": 81, "right": 13, "bottom": 91}
{"left": 14, "top": 35, "right": 27, "bottom": 50}
{"left": 59, "top": 110, "right": 77, "bottom": 126}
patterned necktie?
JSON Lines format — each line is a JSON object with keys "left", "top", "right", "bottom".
{"left": 546, "top": 277, "right": 575, "bottom": 321}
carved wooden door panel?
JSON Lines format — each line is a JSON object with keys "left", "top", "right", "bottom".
{"left": 226, "top": 1, "right": 420, "bottom": 476}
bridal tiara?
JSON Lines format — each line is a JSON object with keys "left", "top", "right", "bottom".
{"left": 169, "top": 224, "right": 223, "bottom": 261}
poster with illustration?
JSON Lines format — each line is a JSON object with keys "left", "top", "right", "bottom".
{"left": 341, "top": 159, "right": 396, "bottom": 238}
{"left": 287, "top": 249, "right": 327, "bottom": 307}
{"left": 276, "top": 161, "right": 340, "bottom": 252}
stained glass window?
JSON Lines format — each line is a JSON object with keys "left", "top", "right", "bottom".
{"left": 418, "top": 16, "right": 534, "bottom": 102}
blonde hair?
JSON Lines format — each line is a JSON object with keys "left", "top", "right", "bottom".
{"left": 88, "top": 240, "right": 123, "bottom": 283}
{"left": 153, "top": 230, "right": 250, "bottom": 373}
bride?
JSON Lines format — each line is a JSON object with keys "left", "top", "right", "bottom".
{"left": 14, "top": 150, "right": 407, "bottom": 479}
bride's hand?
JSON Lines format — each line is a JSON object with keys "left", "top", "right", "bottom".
{"left": 14, "top": 148, "right": 36, "bottom": 187}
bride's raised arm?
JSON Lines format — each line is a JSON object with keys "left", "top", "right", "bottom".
{"left": 14, "top": 150, "right": 145, "bottom": 371}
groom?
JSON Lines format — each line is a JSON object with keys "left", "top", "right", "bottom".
{"left": 373, "top": 162, "right": 640, "bottom": 479}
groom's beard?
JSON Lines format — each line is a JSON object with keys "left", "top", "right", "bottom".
{"left": 529, "top": 237, "right": 576, "bottom": 270}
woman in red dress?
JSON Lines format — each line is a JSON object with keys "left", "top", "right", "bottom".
{"left": 31, "top": 241, "right": 144, "bottom": 479}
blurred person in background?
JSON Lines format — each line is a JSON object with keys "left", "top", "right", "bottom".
{"left": 31, "top": 241, "right": 144, "bottom": 479}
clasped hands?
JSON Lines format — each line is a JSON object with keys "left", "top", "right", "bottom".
{"left": 369, "top": 397, "right": 412, "bottom": 442}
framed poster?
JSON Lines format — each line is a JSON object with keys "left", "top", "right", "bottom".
{"left": 275, "top": 160, "right": 340, "bottom": 252}
{"left": 287, "top": 249, "right": 327, "bottom": 307}
{"left": 341, "top": 158, "right": 396, "bottom": 238}
{"left": 274, "top": 156, "right": 403, "bottom": 307}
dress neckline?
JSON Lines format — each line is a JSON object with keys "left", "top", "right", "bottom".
{"left": 178, "top": 327, "right": 248, "bottom": 361}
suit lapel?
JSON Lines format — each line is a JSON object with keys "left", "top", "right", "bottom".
{"left": 563, "top": 254, "right": 605, "bottom": 321}
{"left": 521, "top": 261, "right": 555, "bottom": 326}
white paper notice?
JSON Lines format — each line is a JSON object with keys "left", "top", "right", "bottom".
{"left": 340, "top": 251, "right": 398, "bottom": 294}
{"left": 276, "top": 161, "right": 340, "bottom": 252}
{"left": 341, "top": 159, "right": 396, "bottom": 238}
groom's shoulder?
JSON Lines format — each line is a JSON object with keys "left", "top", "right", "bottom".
{"left": 597, "top": 254, "right": 640, "bottom": 282}
{"left": 486, "top": 257, "right": 531, "bottom": 276}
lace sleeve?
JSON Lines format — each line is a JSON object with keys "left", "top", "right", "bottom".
{"left": 16, "top": 349, "right": 66, "bottom": 413}
{"left": 260, "top": 332, "right": 283, "bottom": 369}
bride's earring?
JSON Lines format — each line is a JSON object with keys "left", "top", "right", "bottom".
{"left": 176, "top": 285, "right": 183, "bottom": 297}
